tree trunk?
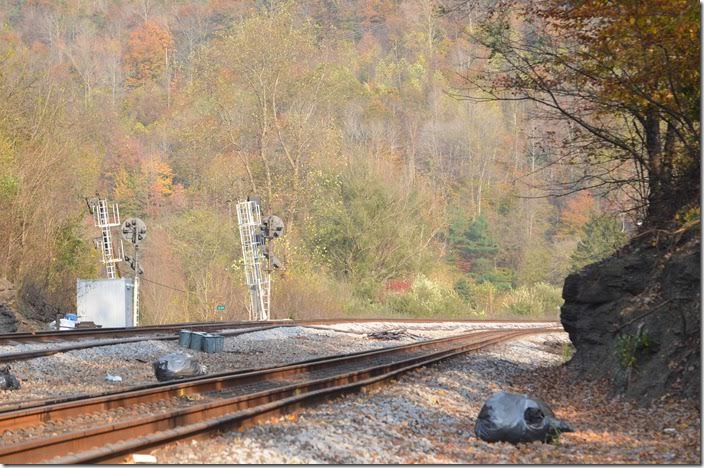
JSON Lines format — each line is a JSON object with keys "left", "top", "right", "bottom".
{"left": 644, "top": 106, "right": 668, "bottom": 223}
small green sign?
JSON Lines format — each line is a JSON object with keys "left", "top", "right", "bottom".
{"left": 216, "top": 304, "right": 225, "bottom": 311}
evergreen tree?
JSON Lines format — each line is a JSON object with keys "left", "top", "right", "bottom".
{"left": 448, "top": 215, "right": 510, "bottom": 287}
{"left": 570, "top": 215, "right": 627, "bottom": 271}
{"left": 449, "top": 216, "right": 498, "bottom": 267}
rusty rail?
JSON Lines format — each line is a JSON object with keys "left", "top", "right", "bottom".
{"left": 0, "top": 320, "right": 296, "bottom": 344}
{"left": 0, "top": 327, "right": 561, "bottom": 464}
{"left": 0, "top": 319, "right": 557, "bottom": 364}
{"left": 0, "top": 318, "right": 559, "bottom": 345}
{"left": 0, "top": 324, "right": 297, "bottom": 364}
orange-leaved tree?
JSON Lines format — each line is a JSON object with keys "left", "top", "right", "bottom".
{"left": 124, "top": 20, "right": 174, "bottom": 88}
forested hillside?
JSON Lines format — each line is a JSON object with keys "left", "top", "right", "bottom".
{"left": 0, "top": 0, "right": 689, "bottom": 324}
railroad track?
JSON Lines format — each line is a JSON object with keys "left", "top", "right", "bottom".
{"left": 0, "top": 318, "right": 558, "bottom": 344}
{"left": 0, "top": 324, "right": 297, "bottom": 364}
{"left": 0, "top": 320, "right": 297, "bottom": 345}
{"left": 0, "top": 327, "right": 560, "bottom": 464}
{"left": 0, "top": 318, "right": 559, "bottom": 364}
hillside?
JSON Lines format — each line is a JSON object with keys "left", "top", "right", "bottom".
{"left": 0, "top": 1, "right": 699, "bottom": 405}
{"left": 0, "top": 1, "right": 618, "bottom": 324}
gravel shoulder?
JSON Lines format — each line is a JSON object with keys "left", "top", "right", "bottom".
{"left": 147, "top": 332, "right": 701, "bottom": 464}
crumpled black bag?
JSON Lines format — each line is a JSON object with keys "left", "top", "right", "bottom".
{"left": 475, "top": 391, "right": 573, "bottom": 444}
{"left": 0, "top": 365, "right": 20, "bottom": 390}
{"left": 153, "top": 352, "right": 207, "bottom": 382}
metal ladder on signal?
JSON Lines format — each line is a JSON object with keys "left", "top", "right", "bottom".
{"left": 236, "top": 200, "right": 270, "bottom": 321}
{"left": 94, "top": 199, "right": 122, "bottom": 279}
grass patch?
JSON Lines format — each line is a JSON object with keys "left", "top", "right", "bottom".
{"left": 615, "top": 328, "right": 653, "bottom": 370}
{"left": 561, "top": 343, "right": 575, "bottom": 363}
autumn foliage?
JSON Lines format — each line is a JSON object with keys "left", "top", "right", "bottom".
{"left": 125, "top": 21, "right": 173, "bottom": 87}
{"left": 0, "top": 0, "right": 697, "bottom": 323}
{"left": 468, "top": 0, "right": 700, "bottom": 226}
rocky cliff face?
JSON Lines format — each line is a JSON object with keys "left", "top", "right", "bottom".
{"left": 561, "top": 224, "right": 700, "bottom": 404}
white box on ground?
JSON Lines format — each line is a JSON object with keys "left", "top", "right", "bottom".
{"left": 76, "top": 278, "right": 135, "bottom": 327}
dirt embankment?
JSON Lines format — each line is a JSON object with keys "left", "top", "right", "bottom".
{"left": 0, "top": 279, "right": 48, "bottom": 333}
{"left": 0, "top": 279, "right": 18, "bottom": 333}
{"left": 561, "top": 223, "right": 700, "bottom": 404}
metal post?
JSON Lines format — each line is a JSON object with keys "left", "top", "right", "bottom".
{"left": 120, "top": 217, "right": 146, "bottom": 327}
{"left": 133, "top": 245, "right": 140, "bottom": 326}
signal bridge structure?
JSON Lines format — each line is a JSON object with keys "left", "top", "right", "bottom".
{"left": 90, "top": 197, "right": 124, "bottom": 278}
{"left": 236, "top": 197, "right": 284, "bottom": 321}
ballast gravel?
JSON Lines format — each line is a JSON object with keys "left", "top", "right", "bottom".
{"left": 0, "top": 334, "right": 173, "bottom": 356}
{"left": 0, "top": 322, "right": 552, "bottom": 404}
{"left": 146, "top": 332, "right": 700, "bottom": 465}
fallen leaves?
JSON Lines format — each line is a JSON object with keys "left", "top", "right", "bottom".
{"left": 495, "top": 365, "right": 701, "bottom": 464}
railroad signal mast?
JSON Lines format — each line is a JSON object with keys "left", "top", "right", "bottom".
{"left": 121, "top": 217, "right": 147, "bottom": 327}
{"left": 85, "top": 195, "right": 146, "bottom": 327}
{"left": 236, "top": 196, "right": 284, "bottom": 321}
{"left": 85, "top": 195, "right": 124, "bottom": 279}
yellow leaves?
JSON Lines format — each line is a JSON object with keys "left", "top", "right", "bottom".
{"left": 674, "top": 204, "right": 700, "bottom": 226}
{"left": 112, "top": 167, "right": 133, "bottom": 201}
{"left": 142, "top": 155, "right": 174, "bottom": 198}
{"left": 0, "top": 134, "right": 15, "bottom": 166}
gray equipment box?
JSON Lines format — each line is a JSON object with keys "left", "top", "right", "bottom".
{"left": 202, "top": 334, "right": 224, "bottom": 353}
{"left": 188, "top": 332, "right": 206, "bottom": 351}
{"left": 178, "top": 330, "right": 192, "bottom": 347}
{"left": 76, "top": 278, "right": 135, "bottom": 328}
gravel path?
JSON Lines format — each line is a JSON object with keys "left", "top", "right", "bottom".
{"left": 147, "top": 332, "right": 700, "bottom": 464}
{"left": 0, "top": 322, "right": 550, "bottom": 404}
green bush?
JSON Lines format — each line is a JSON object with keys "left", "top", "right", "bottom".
{"left": 273, "top": 273, "right": 353, "bottom": 320}
{"left": 501, "top": 288, "right": 537, "bottom": 316}
{"left": 346, "top": 274, "right": 563, "bottom": 320}
{"left": 453, "top": 278, "right": 473, "bottom": 302}
{"left": 385, "top": 275, "right": 482, "bottom": 318}
{"left": 499, "top": 282, "right": 563, "bottom": 318}
{"left": 466, "top": 281, "right": 499, "bottom": 315}
{"left": 615, "top": 329, "right": 653, "bottom": 370}
{"left": 561, "top": 343, "right": 575, "bottom": 362}
{"left": 532, "top": 282, "right": 564, "bottom": 315}
{"left": 304, "top": 163, "right": 437, "bottom": 291}
{"left": 477, "top": 267, "right": 514, "bottom": 291}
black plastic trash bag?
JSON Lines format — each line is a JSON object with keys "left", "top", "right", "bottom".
{"left": 153, "top": 352, "right": 207, "bottom": 382}
{"left": 475, "top": 391, "right": 573, "bottom": 444}
{"left": 0, "top": 365, "right": 20, "bottom": 390}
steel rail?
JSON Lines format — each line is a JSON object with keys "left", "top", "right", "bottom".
{"left": 0, "top": 320, "right": 295, "bottom": 344}
{"left": 0, "top": 327, "right": 560, "bottom": 464}
{"left": 0, "top": 319, "right": 559, "bottom": 364}
{"left": 0, "top": 324, "right": 295, "bottom": 364}
{"left": 0, "top": 325, "right": 549, "bottom": 414}
{"left": 0, "top": 318, "right": 559, "bottom": 344}
{"left": 0, "top": 332, "right": 407, "bottom": 414}
{"left": 0, "top": 328, "right": 528, "bottom": 426}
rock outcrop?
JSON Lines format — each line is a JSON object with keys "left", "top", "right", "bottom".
{"left": 561, "top": 224, "right": 700, "bottom": 404}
